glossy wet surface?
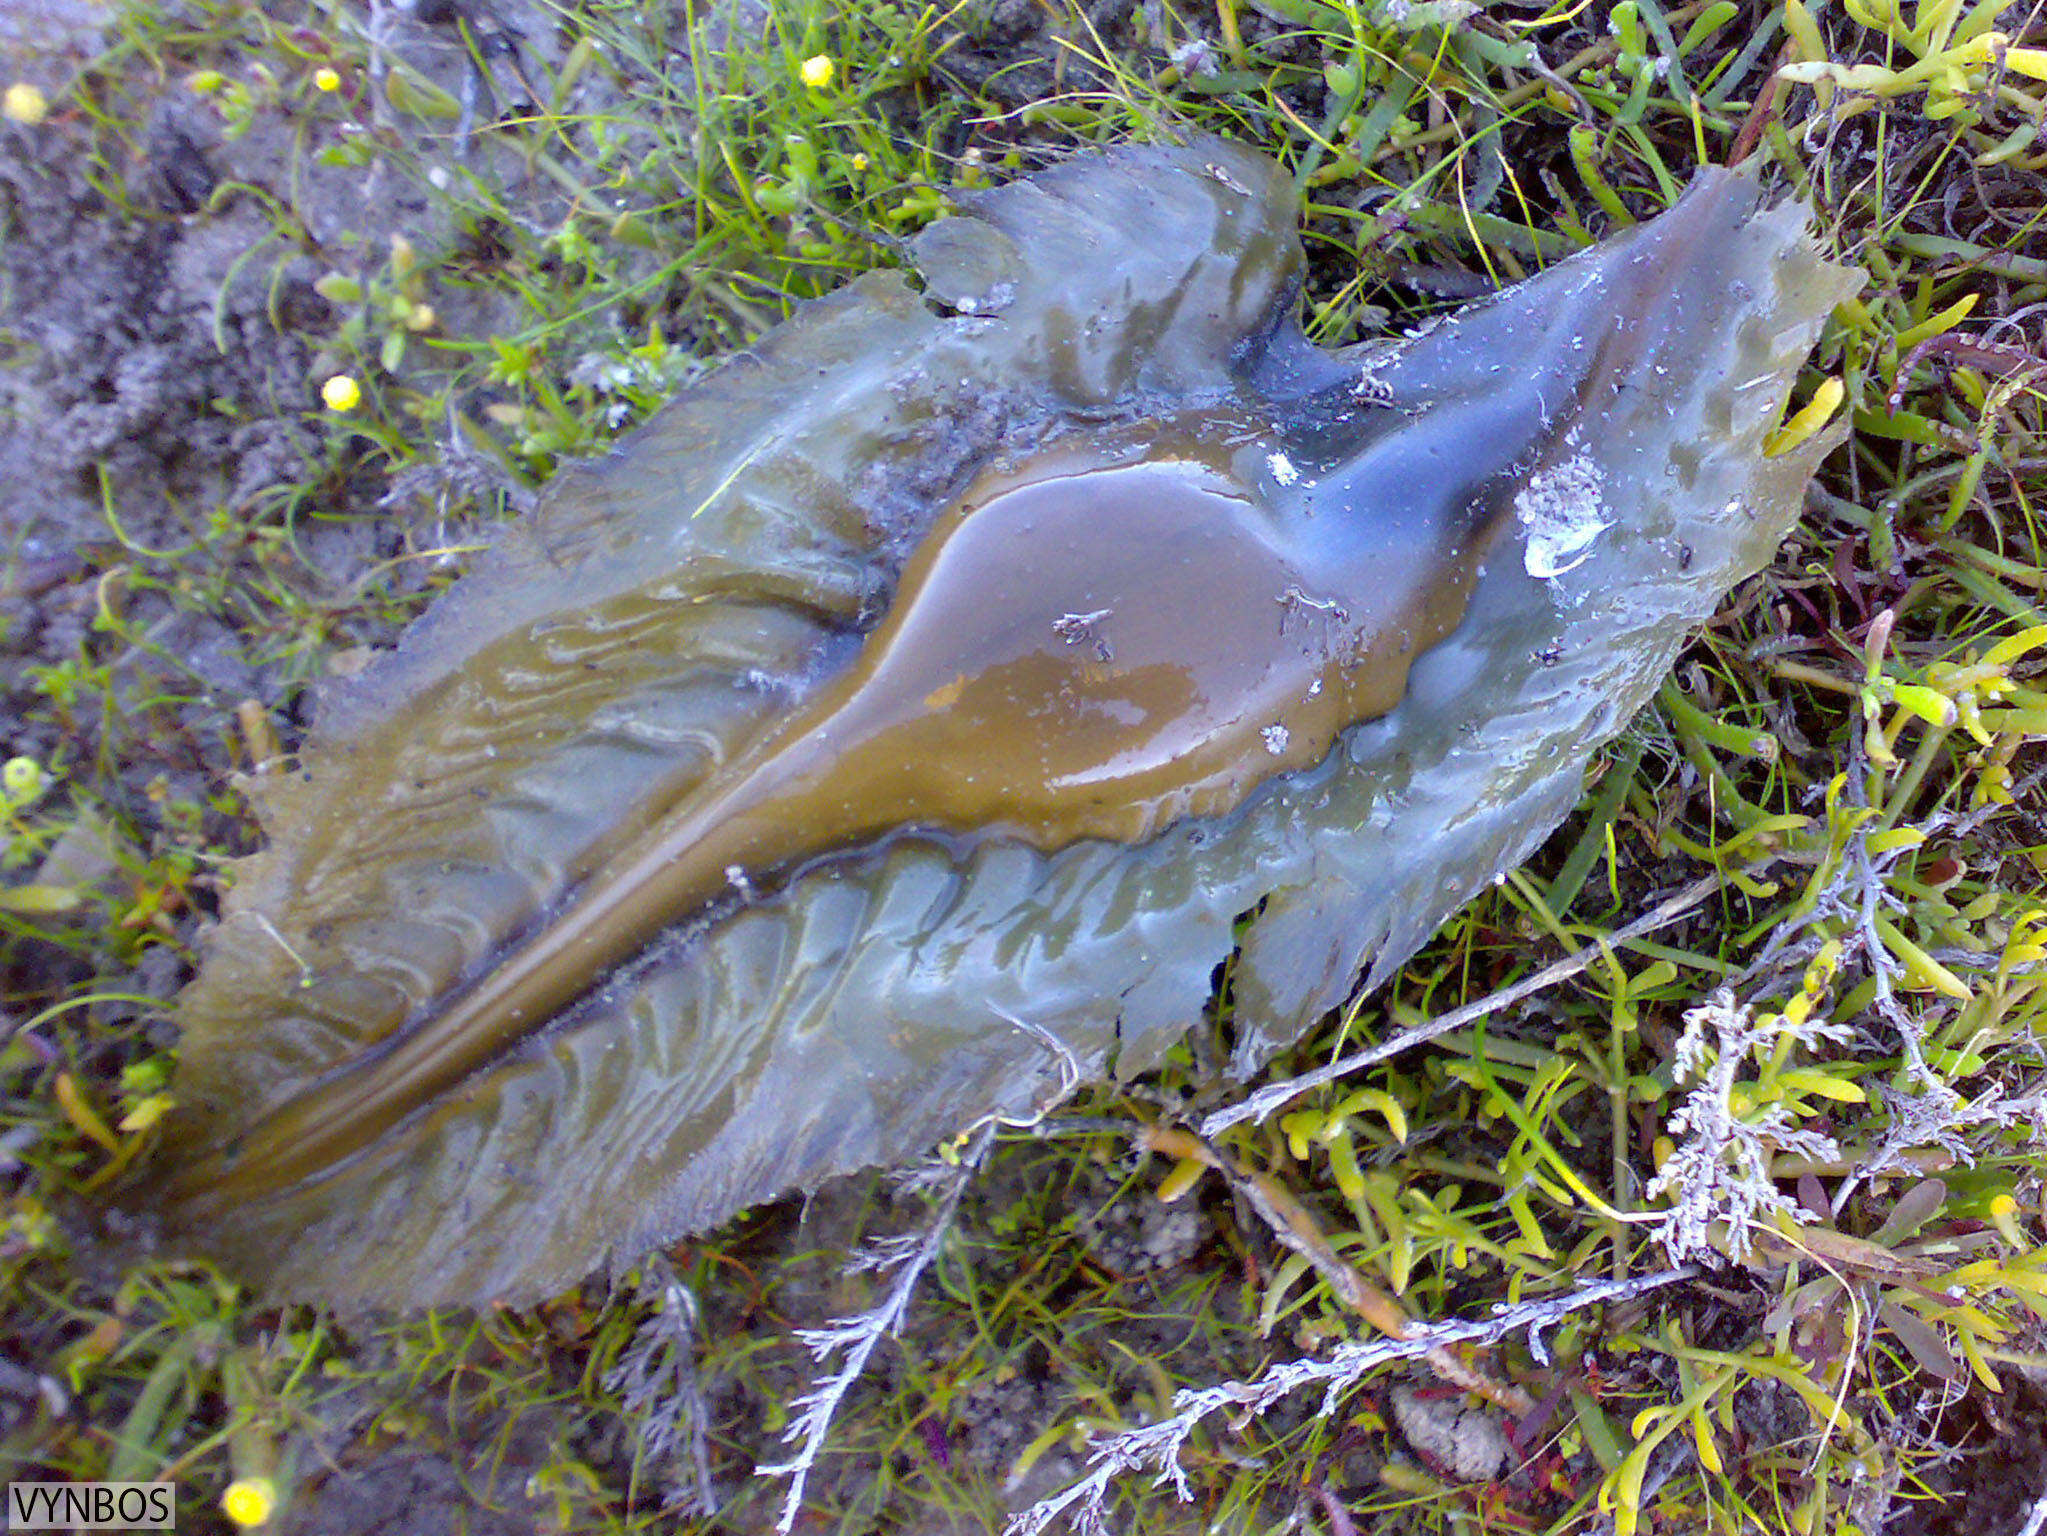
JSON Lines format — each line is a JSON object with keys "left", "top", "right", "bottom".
{"left": 135, "top": 138, "right": 1860, "bottom": 1308}
{"left": 184, "top": 400, "right": 1521, "bottom": 1196}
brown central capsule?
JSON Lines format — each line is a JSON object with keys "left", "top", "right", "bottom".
{"left": 184, "top": 406, "right": 1508, "bottom": 1197}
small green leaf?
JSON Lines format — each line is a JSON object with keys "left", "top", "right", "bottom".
{"left": 0, "top": 883, "right": 80, "bottom": 914}
{"left": 1776, "top": 1069, "right": 1867, "bottom": 1105}
{"left": 314, "top": 272, "right": 363, "bottom": 305}
{"left": 1889, "top": 683, "right": 1959, "bottom": 729}
{"left": 1571, "top": 1388, "right": 1626, "bottom": 1471}
{"left": 1879, "top": 1295, "right": 1963, "bottom": 1383}
{"left": 1871, "top": 1178, "right": 1948, "bottom": 1246}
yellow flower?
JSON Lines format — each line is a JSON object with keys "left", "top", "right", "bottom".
{"left": 321, "top": 374, "right": 362, "bottom": 412}
{"left": 4, "top": 82, "right": 48, "bottom": 125}
{"left": 118, "top": 1093, "right": 174, "bottom": 1133}
{"left": 3, "top": 755, "right": 45, "bottom": 803}
{"left": 313, "top": 66, "right": 341, "bottom": 93}
{"left": 799, "top": 54, "right": 834, "bottom": 90}
{"left": 1989, "top": 1192, "right": 2025, "bottom": 1246}
{"left": 221, "top": 1478, "right": 276, "bottom": 1528}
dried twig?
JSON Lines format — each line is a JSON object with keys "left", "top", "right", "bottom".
{"left": 1140, "top": 1125, "right": 1532, "bottom": 1416}
{"left": 1741, "top": 765, "right": 2047, "bottom": 1198}
{"left": 756, "top": 1126, "right": 994, "bottom": 1532}
{"left": 1006, "top": 1266, "right": 1699, "bottom": 1536}
{"left": 605, "top": 1256, "right": 718, "bottom": 1518}
{"left": 1202, "top": 866, "right": 1749, "bottom": 1139}
{"left": 1646, "top": 991, "right": 1847, "bottom": 1261}
{"left": 1886, "top": 328, "right": 2047, "bottom": 413}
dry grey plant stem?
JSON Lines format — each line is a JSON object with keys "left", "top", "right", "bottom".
{"left": 604, "top": 1256, "right": 718, "bottom": 1518}
{"left": 1645, "top": 990, "right": 1849, "bottom": 1262}
{"left": 1743, "top": 768, "right": 2047, "bottom": 1201}
{"left": 1836, "top": 804, "right": 2047, "bottom": 1187}
{"left": 1004, "top": 1266, "right": 1699, "bottom": 1536}
{"left": 756, "top": 1126, "right": 996, "bottom": 1533}
{"left": 1200, "top": 865, "right": 1752, "bottom": 1139}
{"left": 1646, "top": 780, "right": 2047, "bottom": 1261}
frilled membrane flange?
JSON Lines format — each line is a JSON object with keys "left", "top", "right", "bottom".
{"left": 125, "top": 139, "right": 1860, "bottom": 1310}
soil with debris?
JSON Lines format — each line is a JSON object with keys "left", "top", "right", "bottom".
{"left": 2, "top": 0, "right": 534, "bottom": 1017}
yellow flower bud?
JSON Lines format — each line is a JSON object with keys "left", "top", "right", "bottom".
{"left": 222, "top": 1477, "right": 277, "bottom": 1528}
{"left": 3, "top": 755, "right": 45, "bottom": 803}
{"left": 1989, "top": 1193, "right": 2025, "bottom": 1246}
{"left": 799, "top": 54, "right": 834, "bottom": 90}
{"left": 313, "top": 66, "right": 341, "bottom": 93}
{"left": 321, "top": 374, "right": 362, "bottom": 412}
{"left": 4, "top": 82, "right": 48, "bottom": 124}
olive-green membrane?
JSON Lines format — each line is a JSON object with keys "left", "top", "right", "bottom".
{"left": 132, "top": 138, "right": 1859, "bottom": 1310}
